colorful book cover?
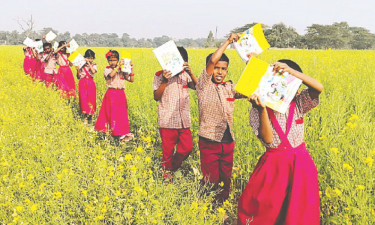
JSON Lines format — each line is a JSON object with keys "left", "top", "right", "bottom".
{"left": 121, "top": 51, "right": 132, "bottom": 74}
{"left": 67, "top": 39, "right": 79, "bottom": 53}
{"left": 153, "top": 40, "right": 184, "bottom": 77}
{"left": 34, "top": 40, "right": 44, "bottom": 53}
{"left": 233, "top": 23, "right": 270, "bottom": 62}
{"left": 45, "top": 31, "right": 57, "bottom": 42}
{"left": 68, "top": 51, "right": 86, "bottom": 69}
{"left": 235, "top": 57, "right": 302, "bottom": 114}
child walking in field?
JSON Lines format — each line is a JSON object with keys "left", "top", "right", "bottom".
{"left": 77, "top": 49, "right": 97, "bottom": 124}
{"left": 153, "top": 47, "right": 197, "bottom": 180}
{"left": 39, "top": 42, "right": 57, "bottom": 88}
{"left": 95, "top": 50, "right": 134, "bottom": 142}
{"left": 237, "top": 60, "right": 323, "bottom": 225}
{"left": 55, "top": 41, "right": 76, "bottom": 98}
{"left": 23, "top": 46, "right": 37, "bottom": 77}
{"left": 196, "top": 34, "right": 247, "bottom": 203}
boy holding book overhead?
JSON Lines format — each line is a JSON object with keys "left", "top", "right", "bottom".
{"left": 153, "top": 47, "right": 197, "bottom": 181}
{"left": 196, "top": 33, "right": 248, "bottom": 203}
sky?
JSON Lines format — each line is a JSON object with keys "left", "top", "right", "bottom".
{"left": 1, "top": 0, "right": 374, "bottom": 39}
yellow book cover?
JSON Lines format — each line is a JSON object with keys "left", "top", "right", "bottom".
{"left": 233, "top": 23, "right": 270, "bottom": 62}
{"left": 234, "top": 57, "right": 269, "bottom": 97}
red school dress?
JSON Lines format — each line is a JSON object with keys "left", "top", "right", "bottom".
{"left": 57, "top": 53, "right": 76, "bottom": 98}
{"left": 94, "top": 66, "right": 132, "bottom": 137}
{"left": 237, "top": 89, "right": 320, "bottom": 225}
{"left": 23, "top": 47, "right": 37, "bottom": 76}
{"left": 78, "top": 64, "right": 97, "bottom": 115}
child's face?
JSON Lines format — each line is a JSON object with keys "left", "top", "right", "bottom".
{"left": 212, "top": 61, "right": 228, "bottom": 84}
{"left": 86, "top": 57, "right": 94, "bottom": 64}
{"left": 107, "top": 56, "right": 118, "bottom": 68}
{"left": 43, "top": 46, "right": 52, "bottom": 53}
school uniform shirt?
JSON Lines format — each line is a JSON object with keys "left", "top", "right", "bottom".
{"left": 78, "top": 64, "right": 97, "bottom": 79}
{"left": 41, "top": 53, "right": 57, "bottom": 74}
{"left": 196, "top": 68, "right": 243, "bottom": 142}
{"left": 103, "top": 67, "right": 130, "bottom": 90}
{"left": 56, "top": 53, "right": 70, "bottom": 66}
{"left": 249, "top": 88, "right": 319, "bottom": 148}
{"left": 153, "top": 71, "right": 195, "bottom": 129}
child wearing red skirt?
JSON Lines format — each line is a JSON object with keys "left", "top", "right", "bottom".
{"left": 153, "top": 47, "right": 197, "bottom": 180}
{"left": 95, "top": 50, "right": 134, "bottom": 142}
{"left": 55, "top": 41, "right": 76, "bottom": 98}
{"left": 77, "top": 49, "right": 97, "bottom": 124}
{"left": 237, "top": 60, "right": 323, "bottom": 225}
{"left": 23, "top": 46, "right": 37, "bottom": 77}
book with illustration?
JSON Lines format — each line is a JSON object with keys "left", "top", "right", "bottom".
{"left": 68, "top": 51, "right": 86, "bottom": 69}
{"left": 235, "top": 57, "right": 302, "bottom": 113}
{"left": 153, "top": 40, "right": 184, "bottom": 77}
{"left": 67, "top": 39, "right": 79, "bottom": 53}
{"left": 233, "top": 23, "right": 270, "bottom": 62}
{"left": 121, "top": 51, "right": 132, "bottom": 74}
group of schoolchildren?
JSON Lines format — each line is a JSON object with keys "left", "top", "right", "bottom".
{"left": 23, "top": 38, "right": 134, "bottom": 142}
{"left": 23, "top": 33, "right": 323, "bottom": 224}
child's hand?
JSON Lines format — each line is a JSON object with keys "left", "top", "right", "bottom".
{"left": 228, "top": 33, "right": 241, "bottom": 43}
{"left": 246, "top": 52, "right": 258, "bottom": 64}
{"left": 272, "top": 62, "right": 294, "bottom": 75}
{"left": 248, "top": 94, "right": 266, "bottom": 109}
{"left": 183, "top": 62, "right": 192, "bottom": 76}
{"left": 75, "top": 66, "right": 79, "bottom": 70}
{"left": 119, "top": 59, "right": 124, "bottom": 66}
{"left": 162, "top": 70, "right": 172, "bottom": 82}
{"left": 66, "top": 43, "right": 70, "bottom": 47}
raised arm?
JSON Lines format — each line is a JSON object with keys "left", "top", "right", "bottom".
{"left": 206, "top": 33, "right": 240, "bottom": 76}
{"left": 249, "top": 94, "right": 273, "bottom": 144}
{"left": 273, "top": 62, "right": 323, "bottom": 99}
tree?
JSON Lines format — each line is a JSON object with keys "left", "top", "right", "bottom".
{"left": 265, "top": 23, "right": 300, "bottom": 48}
{"left": 204, "top": 31, "right": 215, "bottom": 48}
{"left": 16, "top": 15, "right": 35, "bottom": 37}
{"left": 349, "top": 27, "right": 375, "bottom": 49}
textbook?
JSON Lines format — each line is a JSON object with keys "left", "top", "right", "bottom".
{"left": 153, "top": 40, "right": 184, "bottom": 77}
{"left": 235, "top": 57, "right": 302, "bottom": 114}
{"left": 67, "top": 39, "right": 79, "bottom": 53}
{"left": 233, "top": 23, "right": 270, "bottom": 62}
{"left": 45, "top": 31, "right": 57, "bottom": 42}
{"left": 23, "top": 37, "right": 35, "bottom": 47}
{"left": 68, "top": 51, "right": 86, "bottom": 69}
{"left": 34, "top": 40, "right": 44, "bottom": 53}
{"left": 121, "top": 51, "right": 132, "bottom": 74}
{"left": 53, "top": 42, "right": 59, "bottom": 50}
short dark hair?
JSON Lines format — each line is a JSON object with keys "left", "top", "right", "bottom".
{"left": 58, "top": 41, "right": 67, "bottom": 48}
{"left": 35, "top": 39, "right": 41, "bottom": 41}
{"left": 84, "top": 49, "right": 96, "bottom": 59}
{"left": 177, "top": 46, "right": 188, "bottom": 62}
{"left": 106, "top": 50, "right": 119, "bottom": 60}
{"left": 206, "top": 53, "right": 229, "bottom": 66}
{"left": 43, "top": 42, "right": 52, "bottom": 48}
{"left": 277, "top": 59, "right": 303, "bottom": 73}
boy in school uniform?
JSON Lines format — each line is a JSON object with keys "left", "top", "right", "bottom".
{"left": 40, "top": 42, "right": 58, "bottom": 88}
{"left": 153, "top": 47, "right": 198, "bottom": 180}
{"left": 196, "top": 33, "right": 247, "bottom": 203}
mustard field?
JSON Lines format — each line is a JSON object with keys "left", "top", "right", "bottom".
{"left": 0, "top": 46, "right": 374, "bottom": 224}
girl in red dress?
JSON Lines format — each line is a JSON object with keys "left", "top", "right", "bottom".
{"left": 95, "top": 50, "right": 135, "bottom": 142}
{"left": 237, "top": 60, "right": 323, "bottom": 225}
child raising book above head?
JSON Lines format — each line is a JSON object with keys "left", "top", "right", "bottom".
{"left": 55, "top": 41, "right": 76, "bottom": 98}
{"left": 237, "top": 60, "right": 323, "bottom": 225}
{"left": 95, "top": 50, "right": 135, "bottom": 142}
{"left": 196, "top": 33, "right": 248, "bottom": 204}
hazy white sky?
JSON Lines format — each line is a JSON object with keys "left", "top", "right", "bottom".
{"left": 1, "top": 0, "right": 374, "bottom": 39}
